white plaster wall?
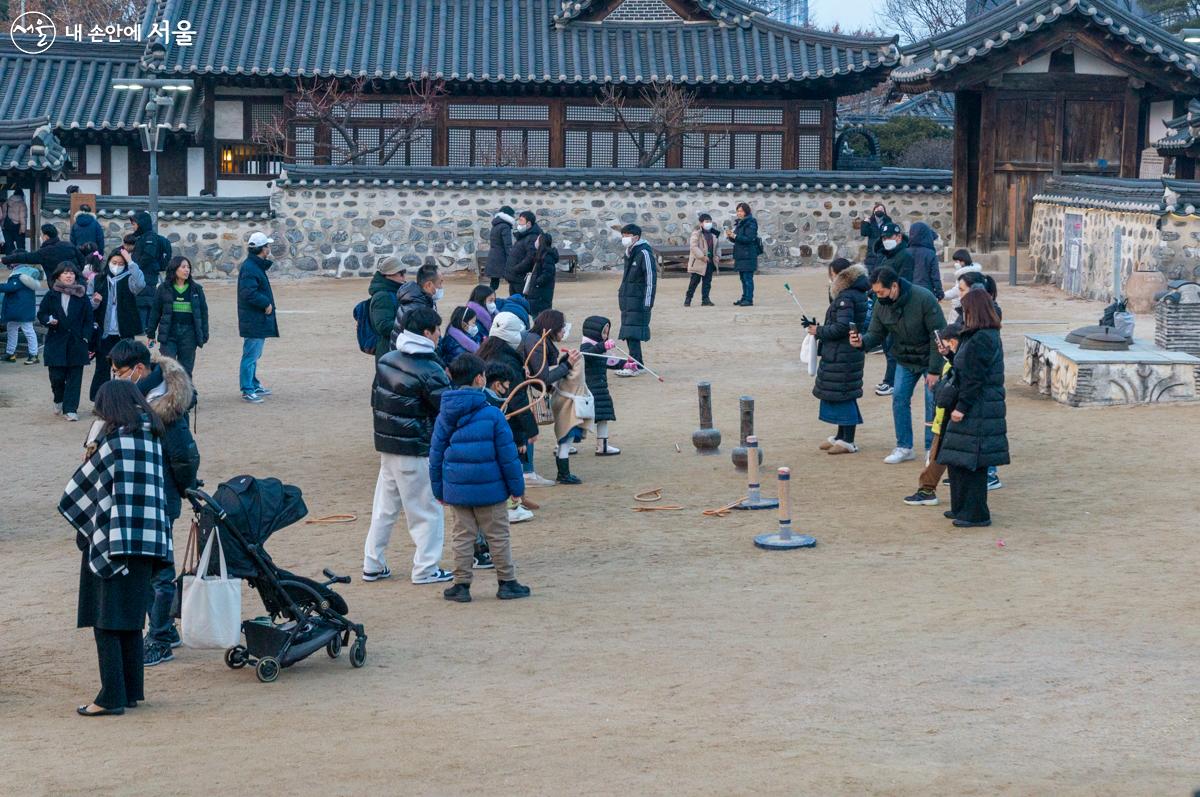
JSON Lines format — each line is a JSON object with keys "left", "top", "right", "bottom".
{"left": 110, "top": 146, "right": 130, "bottom": 195}
{"left": 1006, "top": 54, "right": 1050, "bottom": 73}
{"left": 1148, "top": 100, "right": 1174, "bottom": 145}
{"left": 187, "top": 147, "right": 206, "bottom": 196}
{"left": 85, "top": 145, "right": 102, "bottom": 174}
{"left": 214, "top": 101, "right": 244, "bottom": 140}
{"left": 217, "top": 179, "right": 274, "bottom": 197}
{"left": 1073, "top": 50, "right": 1128, "bottom": 76}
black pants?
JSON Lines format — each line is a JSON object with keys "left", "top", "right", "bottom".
{"left": 489, "top": 277, "right": 501, "bottom": 292}
{"left": 93, "top": 628, "right": 144, "bottom": 709}
{"left": 685, "top": 262, "right": 715, "bottom": 303}
{"left": 137, "top": 272, "right": 159, "bottom": 337}
{"left": 508, "top": 279, "right": 525, "bottom": 297}
{"left": 90, "top": 335, "right": 126, "bottom": 401}
{"left": 836, "top": 424, "right": 857, "bottom": 444}
{"left": 948, "top": 464, "right": 990, "bottom": 523}
{"left": 49, "top": 365, "right": 84, "bottom": 413}
{"left": 624, "top": 338, "right": 644, "bottom": 366}
{"left": 162, "top": 321, "right": 198, "bottom": 377}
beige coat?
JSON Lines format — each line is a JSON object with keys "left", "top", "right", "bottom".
{"left": 551, "top": 357, "right": 594, "bottom": 440}
{"left": 687, "top": 227, "right": 719, "bottom": 276}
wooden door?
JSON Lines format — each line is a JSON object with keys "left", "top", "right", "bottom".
{"left": 989, "top": 96, "right": 1056, "bottom": 246}
{"left": 1061, "top": 99, "right": 1123, "bottom": 175}
{"left": 127, "top": 143, "right": 189, "bottom": 197}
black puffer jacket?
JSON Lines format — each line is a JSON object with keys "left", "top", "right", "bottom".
{"left": 813, "top": 264, "right": 870, "bottom": 403}
{"left": 528, "top": 246, "right": 558, "bottom": 316}
{"left": 505, "top": 222, "right": 542, "bottom": 285}
{"left": 2, "top": 235, "right": 81, "bottom": 273}
{"left": 731, "top": 215, "right": 759, "bottom": 273}
{"left": 372, "top": 332, "right": 451, "bottom": 457}
{"left": 387, "top": 280, "right": 436, "bottom": 350}
{"left": 147, "top": 278, "right": 209, "bottom": 346}
{"left": 481, "top": 338, "right": 537, "bottom": 447}
{"left": 485, "top": 213, "right": 514, "bottom": 279}
{"left": 581, "top": 315, "right": 617, "bottom": 422}
{"left": 618, "top": 240, "right": 657, "bottom": 342}
{"left": 860, "top": 212, "right": 892, "bottom": 267}
{"left": 874, "top": 234, "right": 915, "bottom": 283}
{"left": 137, "top": 358, "right": 199, "bottom": 521}
{"left": 937, "top": 328, "right": 1010, "bottom": 470}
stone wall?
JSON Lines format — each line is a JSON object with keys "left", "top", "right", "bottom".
{"left": 1154, "top": 214, "right": 1200, "bottom": 282}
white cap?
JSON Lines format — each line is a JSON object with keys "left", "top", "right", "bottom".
{"left": 247, "top": 232, "right": 274, "bottom": 248}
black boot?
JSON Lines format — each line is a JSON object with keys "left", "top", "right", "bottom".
{"left": 443, "top": 583, "right": 472, "bottom": 602}
{"left": 555, "top": 456, "right": 582, "bottom": 485}
{"left": 497, "top": 580, "right": 532, "bottom": 600}
{"left": 684, "top": 296, "right": 693, "bottom": 307}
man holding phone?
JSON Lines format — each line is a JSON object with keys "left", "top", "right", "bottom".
{"left": 850, "top": 266, "right": 946, "bottom": 464}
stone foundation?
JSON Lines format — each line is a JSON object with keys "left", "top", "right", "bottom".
{"left": 1023, "top": 333, "right": 1200, "bottom": 407}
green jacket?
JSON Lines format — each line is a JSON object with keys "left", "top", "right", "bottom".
{"left": 368, "top": 272, "right": 400, "bottom": 361}
{"left": 860, "top": 278, "right": 946, "bottom": 375}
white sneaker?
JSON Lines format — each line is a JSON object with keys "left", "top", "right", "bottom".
{"left": 615, "top": 368, "right": 642, "bottom": 378}
{"left": 524, "top": 471, "right": 555, "bottom": 487}
{"left": 65, "top": 412, "right": 79, "bottom": 422}
{"left": 883, "top": 447, "right": 914, "bottom": 464}
{"left": 412, "top": 568, "right": 454, "bottom": 584}
{"left": 508, "top": 505, "right": 534, "bottom": 523}
{"left": 53, "top": 402, "right": 63, "bottom": 415}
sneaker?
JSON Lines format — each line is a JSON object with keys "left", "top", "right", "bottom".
{"left": 987, "top": 474, "right": 1004, "bottom": 491}
{"left": 943, "top": 510, "right": 957, "bottom": 519}
{"left": 53, "top": 402, "right": 62, "bottom": 415}
{"left": 65, "top": 412, "right": 78, "bottom": 422}
{"left": 23, "top": 355, "right": 39, "bottom": 365}
{"left": 615, "top": 367, "right": 643, "bottom": 378}
{"left": 684, "top": 297, "right": 693, "bottom": 307}
{"left": 253, "top": 386, "right": 273, "bottom": 396}
{"left": 883, "top": 447, "right": 914, "bottom": 464}
{"left": 508, "top": 504, "right": 534, "bottom": 524}
{"left": 1, "top": 353, "right": 15, "bottom": 362}
{"left": 595, "top": 440, "right": 621, "bottom": 456}
{"left": 903, "top": 489, "right": 940, "bottom": 506}
{"left": 165, "top": 625, "right": 183, "bottom": 649}
{"left": 942, "top": 477, "right": 951, "bottom": 487}
{"left": 473, "top": 551, "right": 495, "bottom": 569}
{"left": 412, "top": 568, "right": 454, "bottom": 584}
{"left": 568, "top": 446, "right": 578, "bottom": 455}
{"left": 701, "top": 299, "right": 715, "bottom": 307}
{"left": 874, "top": 383, "right": 894, "bottom": 396}
{"left": 497, "top": 579, "right": 531, "bottom": 600}
{"left": 953, "top": 518, "right": 992, "bottom": 528}
{"left": 143, "top": 643, "right": 174, "bottom": 667}
{"left": 241, "top": 392, "right": 264, "bottom": 404}
{"left": 362, "top": 566, "right": 392, "bottom": 582}
{"left": 443, "top": 583, "right": 472, "bottom": 603}
{"left": 524, "top": 471, "right": 555, "bottom": 487}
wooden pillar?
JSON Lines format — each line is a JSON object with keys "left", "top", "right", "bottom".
{"left": 953, "top": 91, "right": 972, "bottom": 247}
{"left": 100, "top": 144, "right": 112, "bottom": 195}
{"left": 1120, "top": 83, "right": 1141, "bottom": 178}
{"left": 974, "top": 89, "right": 997, "bottom": 253}
{"left": 431, "top": 97, "right": 449, "bottom": 167}
{"left": 202, "top": 81, "right": 217, "bottom": 193}
{"left": 781, "top": 99, "right": 797, "bottom": 170}
{"left": 820, "top": 99, "right": 835, "bottom": 170}
{"left": 1177, "top": 155, "right": 1196, "bottom": 180}
{"left": 548, "top": 98, "right": 565, "bottom": 168}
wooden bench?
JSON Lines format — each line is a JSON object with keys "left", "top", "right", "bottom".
{"left": 656, "top": 244, "right": 733, "bottom": 275}
{"left": 476, "top": 249, "right": 579, "bottom": 283}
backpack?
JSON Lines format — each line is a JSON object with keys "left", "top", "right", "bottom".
{"left": 353, "top": 299, "right": 377, "bottom": 355}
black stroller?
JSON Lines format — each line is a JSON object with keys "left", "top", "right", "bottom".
{"left": 185, "top": 475, "right": 367, "bottom": 683}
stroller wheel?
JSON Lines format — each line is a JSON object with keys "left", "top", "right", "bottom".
{"left": 349, "top": 637, "right": 367, "bottom": 668}
{"left": 256, "top": 657, "right": 280, "bottom": 683}
{"left": 326, "top": 635, "right": 342, "bottom": 659}
{"left": 224, "top": 646, "right": 248, "bottom": 669}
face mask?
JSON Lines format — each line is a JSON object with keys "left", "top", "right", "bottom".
{"left": 432, "top": 287, "right": 445, "bottom": 302}
{"left": 603, "top": 339, "right": 616, "bottom": 351}
{"left": 516, "top": 224, "right": 528, "bottom": 233}
{"left": 109, "top": 263, "right": 126, "bottom": 275}
{"left": 874, "top": 210, "right": 884, "bottom": 219}
{"left": 621, "top": 236, "right": 634, "bottom": 248}
{"left": 702, "top": 222, "right": 713, "bottom": 231}
{"left": 882, "top": 239, "right": 899, "bottom": 252}
{"left": 486, "top": 301, "right": 498, "bottom": 314}
{"left": 561, "top": 322, "right": 572, "bottom": 340}
{"left": 877, "top": 295, "right": 896, "bottom": 306}
{"left": 466, "top": 323, "right": 480, "bottom": 337}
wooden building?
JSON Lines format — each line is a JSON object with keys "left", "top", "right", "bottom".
{"left": 0, "top": 118, "right": 72, "bottom": 237}
{"left": 892, "top": 0, "right": 1200, "bottom": 252}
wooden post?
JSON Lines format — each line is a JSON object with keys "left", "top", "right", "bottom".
{"left": 691, "top": 381, "right": 721, "bottom": 454}
{"left": 1008, "top": 181, "right": 1018, "bottom": 287}
{"left": 975, "top": 89, "right": 997, "bottom": 253}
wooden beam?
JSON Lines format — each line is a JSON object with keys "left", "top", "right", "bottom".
{"left": 100, "top": 144, "right": 111, "bottom": 195}
{"left": 820, "top": 98, "right": 835, "bottom": 170}
{"left": 781, "top": 99, "right": 797, "bottom": 170}
{"left": 548, "top": 98, "right": 565, "bottom": 168}
{"left": 953, "top": 91, "right": 974, "bottom": 247}
{"left": 1120, "top": 82, "right": 1140, "bottom": 178}
{"left": 975, "top": 89, "right": 996, "bottom": 254}
{"left": 202, "top": 79, "right": 216, "bottom": 194}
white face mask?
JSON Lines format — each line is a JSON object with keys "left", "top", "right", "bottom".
{"left": 621, "top": 236, "right": 634, "bottom": 249}
{"left": 486, "top": 301, "right": 498, "bottom": 313}
{"left": 109, "top": 263, "right": 126, "bottom": 275}
{"left": 466, "top": 323, "right": 480, "bottom": 337}
{"left": 882, "top": 239, "right": 899, "bottom": 252}
{"left": 515, "top": 223, "right": 528, "bottom": 233}
{"left": 561, "top": 322, "right": 573, "bottom": 340}
{"left": 433, "top": 287, "right": 445, "bottom": 302}
{"left": 702, "top": 222, "right": 713, "bottom": 231}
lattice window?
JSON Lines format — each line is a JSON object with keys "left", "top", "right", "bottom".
{"left": 332, "top": 126, "right": 432, "bottom": 166}
{"left": 249, "top": 103, "right": 283, "bottom": 137}
{"left": 733, "top": 108, "right": 784, "bottom": 126}
{"left": 566, "top": 105, "right": 654, "bottom": 124}
{"left": 797, "top": 133, "right": 821, "bottom": 170}
{"left": 500, "top": 105, "right": 550, "bottom": 121}
{"left": 698, "top": 108, "right": 733, "bottom": 124}
{"left": 605, "top": 0, "right": 684, "bottom": 22}
{"left": 759, "top": 133, "right": 782, "bottom": 169}
{"left": 448, "top": 104, "right": 549, "bottom": 121}
{"left": 733, "top": 133, "right": 758, "bottom": 170}
{"left": 797, "top": 107, "right": 822, "bottom": 126}
{"left": 449, "top": 127, "right": 549, "bottom": 166}
{"left": 293, "top": 125, "right": 316, "bottom": 165}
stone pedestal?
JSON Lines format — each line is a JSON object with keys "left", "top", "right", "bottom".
{"left": 1125, "top": 270, "right": 1167, "bottom": 314}
{"left": 1023, "top": 334, "right": 1200, "bottom": 407}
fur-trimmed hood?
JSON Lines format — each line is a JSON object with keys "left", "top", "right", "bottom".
{"left": 832, "top": 264, "right": 869, "bottom": 298}
{"left": 146, "top": 355, "right": 196, "bottom": 425}
{"left": 493, "top": 212, "right": 516, "bottom": 227}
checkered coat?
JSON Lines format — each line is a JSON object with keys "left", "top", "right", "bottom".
{"left": 58, "top": 420, "right": 172, "bottom": 579}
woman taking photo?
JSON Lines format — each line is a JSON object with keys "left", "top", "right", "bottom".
{"left": 936, "top": 289, "right": 1009, "bottom": 527}
{"left": 37, "top": 262, "right": 93, "bottom": 421}
{"left": 438, "top": 305, "right": 483, "bottom": 364}
{"left": 59, "top": 379, "right": 171, "bottom": 716}
{"left": 727, "top": 202, "right": 759, "bottom": 307}
{"left": 809, "top": 258, "right": 870, "bottom": 454}
{"left": 466, "top": 284, "right": 498, "bottom": 334}
{"left": 147, "top": 256, "right": 209, "bottom": 377}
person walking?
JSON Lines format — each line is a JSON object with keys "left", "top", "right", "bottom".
{"left": 908, "top": 222, "right": 944, "bottom": 300}
{"left": 945, "top": 248, "right": 982, "bottom": 317}
{"left": 128, "top": 211, "right": 172, "bottom": 337}
{"left": 937, "top": 291, "right": 1009, "bottom": 527}
{"left": 37, "top": 263, "right": 93, "bottom": 421}
{"left": 365, "top": 256, "right": 407, "bottom": 361}
{"left": 2, "top": 222, "right": 81, "bottom": 274}
{"left": 504, "top": 211, "right": 542, "bottom": 297}
{"left": 727, "top": 203, "right": 759, "bottom": 307}
{"left": 523, "top": 309, "right": 582, "bottom": 485}
{"left": 526, "top": 232, "right": 559, "bottom": 317}
{"left": 89, "top": 249, "right": 146, "bottom": 402}
{"left": 236, "top": 232, "right": 277, "bottom": 403}
{"left": 59, "top": 379, "right": 172, "bottom": 716}
{"left": 70, "top": 204, "right": 106, "bottom": 253}
{"left": 362, "top": 306, "right": 454, "bottom": 585}
{"left": 684, "top": 213, "right": 718, "bottom": 307}
{"left": 2, "top": 188, "right": 28, "bottom": 254}
{"left": 107, "top": 340, "right": 199, "bottom": 666}
{"left": 616, "top": 223, "right": 657, "bottom": 376}
{"left": 1, "top": 262, "right": 41, "bottom": 363}
{"left": 485, "top": 206, "right": 515, "bottom": 292}
{"left": 850, "top": 266, "right": 946, "bottom": 464}
{"left": 388, "top": 264, "right": 443, "bottom": 352}
{"left": 809, "top": 259, "right": 870, "bottom": 454}
{"left": 860, "top": 202, "right": 891, "bottom": 269}
{"left": 146, "top": 256, "right": 208, "bottom": 378}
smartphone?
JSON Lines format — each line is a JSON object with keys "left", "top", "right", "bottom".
{"left": 933, "top": 329, "right": 943, "bottom": 347}
{"left": 849, "top": 322, "right": 858, "bottom": 335}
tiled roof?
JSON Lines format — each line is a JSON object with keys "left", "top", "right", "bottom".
{"left": 893, "top": 0, "right": 1200, "bottom": 86}
{"left": 277, "top": 165, "right": 952, "bottom": 192}
{"left": 0, "top": 118, "right": 71, "bottom": 176}
{"left": 0, "top": 40, "right": 202, "bottom": 133}
{"left": 1155, "top": 98, "right": 1200, "bottom": 152}
{"left": 1163, "top": 178, "right": 1200, "bottom": 215}
{"left": 839, "top": 91, "right": 955, "bottom": 128}
{"left": 41, "top": 193, "right": 274, "bottom": 220}
{"left": 147, "top": 0, "right": 899, "bottom": 86}
{"left": 1032, "top": 175, "right": 1166, "bottom": 213}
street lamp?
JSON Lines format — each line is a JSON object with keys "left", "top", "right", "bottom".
{"left": 110, "top": 78, "right": 194, "bottom": 219}
{"left": 1181, "top": 28, "right": 1200, "bottom": 44}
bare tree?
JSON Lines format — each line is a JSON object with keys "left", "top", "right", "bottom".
{"left": 255, "top": 77, "right": 445, "bottom": 166}
{"left": 874, "top": 0, "right": 965, "bottom": 44}
{"left": 15, "top": 0, "right": 144, "bottom": 27}
{"left": 599, "top": 84, "right": 725, "bottom": 169}
{"left": 478, "top": 141, "right": 531, "bottom": 168}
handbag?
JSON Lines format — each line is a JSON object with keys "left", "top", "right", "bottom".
{"left": 522, "top": 331, "right": 556, "bottom": 426}
{"left": 556, "top": 387, "right": 595, "bottom": 421}
{"left": 181, "top": 524, "right": 242, "bottom": 649}
{"left": 170, "top": 517, "right": 201, "bottom": 619}
{"left": 800, "top": 334, "right": 818, "bottom": 376}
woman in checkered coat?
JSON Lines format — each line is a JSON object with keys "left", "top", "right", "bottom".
{"left": 59, "top": 380, "right": 171, "bottom": 717}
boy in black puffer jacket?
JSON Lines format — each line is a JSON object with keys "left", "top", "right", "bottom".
{"left": 580, "top": 315, "right": 623, "bottom": 456}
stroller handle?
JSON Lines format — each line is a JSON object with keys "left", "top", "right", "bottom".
{"left": 185, "top": 486, "right": 227, "bottom": 520}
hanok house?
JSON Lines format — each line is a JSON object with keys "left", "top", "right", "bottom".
{"left": 891, "top": 0, "right": 1200, "bottom": 252}
{"left": 75, "top": 0, "right": 901, "bottom": 193}
{"left": 0, "top": 118, "right": 71, "bottom": 232}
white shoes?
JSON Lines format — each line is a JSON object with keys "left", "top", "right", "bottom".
{"left": 884, "top": 447, "right": 914, "bottom": 464}
{"left": 524, "top": 471, "right": 555, "bottom": 487}
{"left": 508, "top": 505, "right": 534, "bottom": 523}
{"left": 53, "top": 402, "right": 63, "bottom": 415}
{"left": 615, "top": 368, "right": 642, "bottom": 378}
{"left": 65, "top": 412, "right": 79, "bottom": 422}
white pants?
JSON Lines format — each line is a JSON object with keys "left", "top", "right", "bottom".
{"left": 362, "top": 453, "right": 445, "bottom": 581}
{"left": 6, "top": 321, "right": 37, "bottom": 356}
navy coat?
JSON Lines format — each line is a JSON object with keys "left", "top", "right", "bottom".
{"left": 70, "top": 213, "right": 105, "bottom": 252}
{"left": 429, "top": 388, "right": 525, "bottom": 506}
{"left": 485, "top": 213, "right": 514, "bottom": 279}
{"left": 617, "top": 240, "right": 657, "bottom": 342}
{"left": 528, "top": 246, "right": 558, "bottom": 317}
{"left": 3, "top": 236, "right": 81, "bottom": 274}
{"left": 37, "top": 289, "right": 93, "bottom": 367}
{"left": 505, "top": 223, "right": 542, "bottom": 285}
{"left": 730, "top": 215, "right": 760, "bottom": 273}
{"left": 237, "top": 254, "right": 278, "bottom": 339}
{"left": 0, "top": 269, "right": 38, "bottom": 323}
{"left": 909, "top": 223, "right": 944, "bottom": 299}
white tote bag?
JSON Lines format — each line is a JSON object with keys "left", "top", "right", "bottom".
{"left": 800, "top": 334, "right": 819, "bottom": 376}
{"left": 181, "top": 529, "right": 242, "bottom": 649}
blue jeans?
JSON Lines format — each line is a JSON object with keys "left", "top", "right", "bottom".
{"left": 240, "top": 337, "right": 265, "bottom": 394}
{"left": 882, "top": 335, "right": 897, "bottom": 386}
{"left": 146, "top": 561, "right": 176, "bottom": 645}
{"left": 522, "top": 441, "right": 535, "bottom": 474}
{"left": 738, "top": 271, "right": 755, "bottom": 302}
{"left": 893, "top": 364, "right": 935, "bottom": 451}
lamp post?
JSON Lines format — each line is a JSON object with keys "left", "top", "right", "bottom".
{"left": 110, "top": 78, "right": 194, "bottom": 218}
{"left": 1181, "top": 28, "right": 1200, "bottom": 44}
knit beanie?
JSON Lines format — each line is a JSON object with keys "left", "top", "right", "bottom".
{"left": 490, "top": 312, "right": 525, "bottom": 347}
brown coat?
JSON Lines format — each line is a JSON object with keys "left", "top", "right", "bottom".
{"left": 551, "top": 357, "right": 594, "bottom": 440}
{"left": 687, "top": 227, "right": 719, "bottom": 276}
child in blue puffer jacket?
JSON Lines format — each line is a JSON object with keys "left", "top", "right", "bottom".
{"left": 1, "top": 264, "right": 41, "bottom": 363}
{"left": 430, "top": 353, "right": 532, "bottom": 603}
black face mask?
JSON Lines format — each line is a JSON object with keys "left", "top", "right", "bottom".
{"left": 874, "top": 211, "right": 884, "bottom": 219}
{"left": 877, "top": 295, "right": 896, "bottom": 305}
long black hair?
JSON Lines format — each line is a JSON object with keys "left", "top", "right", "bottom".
{"left": 448, "top": 305, "right": 477, "bottom": 332}
{"left": 167, "top": 255, "right": 194, "bottom": 286}
{"left": 477, "top": 335, "right": 513, "bottom": 362}
{"left": 93, "top": 380, "right": 164, "bottom": 438}
{"left": 533, "top": 232, "right": 555, "bottom": 267}
{"left": 469, "top": 284, "right": 494, "bottom": 306}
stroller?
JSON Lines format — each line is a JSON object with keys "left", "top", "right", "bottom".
{"left": 185, "top": 475, "right": 367, "bottom": 683}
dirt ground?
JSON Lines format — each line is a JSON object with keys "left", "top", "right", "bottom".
{"left": 2, "top": 267, "right": 1198, "bottom": 795}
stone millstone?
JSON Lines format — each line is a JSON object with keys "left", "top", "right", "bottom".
{"left": 1066, "top": 324, "right": 1110, "bottom": 344}
{"left": 1080, "top": 331, "right": 1132, "bottom": 351}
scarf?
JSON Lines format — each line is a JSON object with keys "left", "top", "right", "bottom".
{"left": 448, "top": 325, "right": 481, "bottom": 353}
{"left": 467, "top": 301, "right": 493, "bottom": 332}
{"left": 58, "top": 419, "right": 172, "bottom": 578}
{"left": 52, "top": 281, "right": 85, "bottom": 298}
